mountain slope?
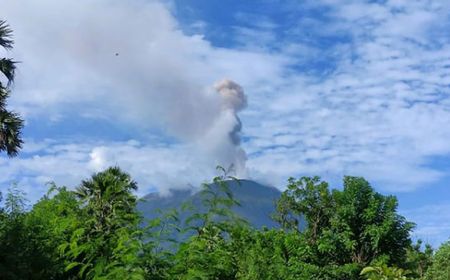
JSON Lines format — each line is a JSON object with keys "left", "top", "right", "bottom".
{"left": 137, "top": 179, "right": 282, "bottom": 229}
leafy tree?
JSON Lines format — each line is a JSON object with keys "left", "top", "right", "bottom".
{"left": 0, "top": 20, "right": 23, "bottom": 157}
{"left": 232, "top": 227, "right": 361, "bottom": 280}
{"left": 0, "top": 185, "right": 30, "bottom": 279}
{"left": 405, "top": 239, "right": 433, "bottom": 279}
{"left": 328, "top": 177, "right": 414, "bottom": 266}
{"left": 274, "top": 176, "right": 333, "bottom": 238}
{"left": 0, "top": 184, "right": 81, "bottom": 279}
{"left": 61, "top": 167, "right": 145, "bottom": 279}
{"left": 424, "top": 241, "right": 450, "bottom": 280}
{"left": 23, "top": 185, "right": 83, "bottom": 279}
{"left": 233, "top": 228, "right": 298, "bottom": 280}
{"left": 273, "top": 176, "right": 335, "bottom": 266}
{"left": 274, "top": 176, "right": 414, "bottom": 270}
{"left": 361, "top": 264, "right": 412, "bottom": 280}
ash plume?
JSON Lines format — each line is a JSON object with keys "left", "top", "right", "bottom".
{"left": 215, "top": 79, "right": 247, "bottom": 113}
{"left": 209, "top": 79, "right": 248, "bottom": 176}
{"left": 3, "top": 0, "right": 250, "bottom": 190}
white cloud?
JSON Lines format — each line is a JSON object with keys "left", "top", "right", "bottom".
{"left": 0, "top": 139, "right": 224, "bottom": 202}
{"left": 241, "top": 0, "right": 450, "bottom": 191}
{"left": 1, "top": 0, "right": 289, "bottom": 183}
{"left": 0, "top": 0, "right": 449, "bottom": 201}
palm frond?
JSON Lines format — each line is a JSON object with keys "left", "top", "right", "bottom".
{"left": 0, "top": 87, "right": 9, "bottom": 110}
{"left": 0, "top": 109, "right": 24, "bottom": 157}
{"left": 0, "top": 20, "right": 14, "bottom": 49}
{"left": 0, "top": 58, "right": 16, "bottom": 85}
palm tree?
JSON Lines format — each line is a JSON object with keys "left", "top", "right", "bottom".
{"left": 65, "top": 167, "right": 143, "bottom": 278}
{"left": 75, "top": 166, "right": 139, "bottom": 234}
{"left": 0, "top": 20, "right": 23, "bottom": 157}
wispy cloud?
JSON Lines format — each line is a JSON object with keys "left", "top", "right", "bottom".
{"left": 241, "top": 0, "right": 450, "bottom": 191}
{"left": 0, "top": 0, "right": 449, "bottom": 199}
{"left": 402, "top": 204, "right": 450, "bottom": 247}
{"left": 0, "top": 139, "right": 227, "bottom": 201}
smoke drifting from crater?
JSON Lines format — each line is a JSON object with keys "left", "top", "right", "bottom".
{"left": 215, "top": 79, "right": 247, "bottom": 113}
{"left": 209, "top": 79, "right": 248, "bottom": 176}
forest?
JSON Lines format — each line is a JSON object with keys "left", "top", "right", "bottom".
{"left": 1, "top": 15, "right": 450, "bottom": 280}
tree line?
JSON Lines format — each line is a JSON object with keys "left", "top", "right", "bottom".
{"left": 0, "top": 167, "right": 449, "bottom": 279}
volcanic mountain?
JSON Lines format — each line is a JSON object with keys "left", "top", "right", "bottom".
{"left": 137, "top": 179, "right": 282, "bottom": 229}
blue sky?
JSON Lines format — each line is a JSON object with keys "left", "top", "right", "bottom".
{"left": 1, "top": 0, "right": 450, "bottom": 246}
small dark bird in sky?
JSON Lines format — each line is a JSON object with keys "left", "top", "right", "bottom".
{"left": 115, "top": 53, "right": 119, "bottom": 56}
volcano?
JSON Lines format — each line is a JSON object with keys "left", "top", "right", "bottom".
{"left": 137, "top": 179, "right": 282, "bottom": 229}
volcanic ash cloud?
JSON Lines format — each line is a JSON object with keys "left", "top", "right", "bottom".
{"left": 200, "top": 79, "right": 248, "bottom": 178}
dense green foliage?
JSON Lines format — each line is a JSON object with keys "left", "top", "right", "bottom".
{"left": 424, "top": 242, "right": 450, "bottom": 280}
{"left": 0, "top": 20, "right": 24, "bottom": 157}
{"left": 62, "top": 167, "right": 145, "bottom": 279}
{"left": 406, "top": 240, "right": 433, "bottom": 279}
{"left": 1, "top": 166, "right": 446, "bottom": 279}
{"left": 360, "top": 264, "right": 411, "bottom": 280}
{"left": 274, "top": 176, "right": 414, "bottom": 268}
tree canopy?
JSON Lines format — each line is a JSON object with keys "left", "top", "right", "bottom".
{"left": 1, "top": 168, "right": 442, "bottom": 280}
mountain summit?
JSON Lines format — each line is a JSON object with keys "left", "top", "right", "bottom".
{"left": 137, "top": 179, "right": 282, "bottom": 229}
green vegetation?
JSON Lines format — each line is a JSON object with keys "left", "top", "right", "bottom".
{"left": 0, "top": 20, "right": 23, "bottom": 157}
{"left": 1, "top": 167, "right": 446, "bottom": 279}
{"left": 424, "top": 242, "right": 450, "bottom": 280}
{"left": 360, "top": 265, "right": 411, "bottom": 280}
